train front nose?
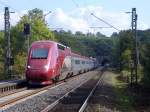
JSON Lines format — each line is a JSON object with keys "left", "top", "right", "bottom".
{"left": 26, "top": 66, "right": 50, "bottom": 82}
{"left": 26, "top": 47, "right": 52, "bottom": 84}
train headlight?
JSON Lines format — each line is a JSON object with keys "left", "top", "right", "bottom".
{"left": 52, "top": 69, "right": 55, "bottom": 73}
{"left": 27, "top": 65, "right": 31, "bottom": 69}
{"left": 44, "top": 65, "right": 49, "bottom": 70}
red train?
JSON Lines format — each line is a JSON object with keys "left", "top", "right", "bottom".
{"left": 25, "top": 41, "right": 96, "bottom": 85}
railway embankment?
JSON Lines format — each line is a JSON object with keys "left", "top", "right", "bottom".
{"left": 85, "top": 71, "right": 150, "bottom": 112}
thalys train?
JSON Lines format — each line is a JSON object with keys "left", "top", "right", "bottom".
{"left": 25, "top": 40, "right": 97, "bottom": 85}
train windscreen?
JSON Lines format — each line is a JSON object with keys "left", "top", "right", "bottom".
{"left": 31, "top": 48, "right": 49, "bottom": 59}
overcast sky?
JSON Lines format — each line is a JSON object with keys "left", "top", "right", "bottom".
{"left": 0, "top": 0, "right": 149, "bottom": 36}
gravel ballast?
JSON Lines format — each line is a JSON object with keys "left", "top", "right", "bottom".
{"left": 1, "top": 70, "right": 100, "bottom": 112}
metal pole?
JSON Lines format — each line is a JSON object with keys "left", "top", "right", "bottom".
{"left": 4, "top": 7, "right": 12, "bottom": 78}
{"left": 131, "top": 9, "right": 134, "bottom": 86}
{"left": 135, "top": 14, "right": 138, "bottom": 84}
{"left": 131, "top": 8, "right": 138, "bottom": 85}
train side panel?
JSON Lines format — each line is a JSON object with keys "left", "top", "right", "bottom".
{"left": 58, "top": 56, "right": 72, "bottom": 80}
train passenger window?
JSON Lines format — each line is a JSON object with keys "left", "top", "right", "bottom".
{"left": 31, "top": 48, "right": 49, "bottom": 59}
{"left": 75, "top": 60, "right": 80, "bottom": 64}
{"left": 82, "top": 61, "right": 85, "bottom": 64}
{"left": 58, "top": 44, "right": 65, "bottom": 50}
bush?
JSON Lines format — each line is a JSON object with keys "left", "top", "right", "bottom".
{"left": 12, "top": 52, "right": 27, "bottom": 79}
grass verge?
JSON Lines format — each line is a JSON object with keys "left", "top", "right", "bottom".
{"left": 111, "top": 72, "right": 135, "bottom": 112}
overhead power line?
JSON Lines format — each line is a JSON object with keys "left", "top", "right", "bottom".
{"left": 0, "top": 2, "right": 53, "bottom": 31}
{"left": 90, "top": 13, "right": 120, "bottom": 31}
{"left": 90, "top": 26, "right": 112, "bottom": 29}
{"left": 0, "top": 1, "right": 25, "bottom": 25}
{"left": 0, "top": 1, "right": 21, "bottom": 14}
{"left": 71, "top": 0, "right": 120, "bottom": 32}
{"left": 72, "top": 0, "right": 80, "bottom": 8}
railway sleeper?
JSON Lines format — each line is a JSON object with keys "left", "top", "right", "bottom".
{"left": 50, "top": 104, "right": 81, "bottom": 112}
{"left": 60, "top": 87, "right": 93, "bottom": 104}
{"left": 61, "top": 96, "right": 88, "bottom": 104}
{"left": 69, "top": 92, "right": 90, "bottom": 96}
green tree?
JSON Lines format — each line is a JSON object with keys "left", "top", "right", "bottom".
{"left": 119, "top": 30, "right": 132, "bottom": 71}
{"left": 0, "top": 31, "right": 4, "bottom": 79}
{"left": 10, "top": 8, "right": 54, "bottom": 76}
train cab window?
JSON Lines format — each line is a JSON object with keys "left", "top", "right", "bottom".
{"left": 58, "top": 44, "right": 65, "bottom": 50}
{"left": 75, "top": 60, "right": 80, "bottom": 64}
{"left": 31, "top": 48, "right": 49, "bottom": 59}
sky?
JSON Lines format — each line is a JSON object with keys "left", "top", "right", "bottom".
{"left": 0, "top": 0, "right": 149, "bottom": 36}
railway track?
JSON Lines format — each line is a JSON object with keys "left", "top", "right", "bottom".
{"left": 41, "top": 70, "right": 104, "bottom": 112}
{"left": 0, "top": 70, "right": 97, "bottom": 108}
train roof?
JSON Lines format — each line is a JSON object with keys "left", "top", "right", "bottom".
{"left": 31, "top": 40, "right": 56, "bottom": 45}
{"left": 31, "top": 40, "right": 70, "bottom": 48}
{"left": 31, "top": 40, "right": 94, "bottom": 60}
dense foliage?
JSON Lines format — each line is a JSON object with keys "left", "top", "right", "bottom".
{"left": 54, "top": 30, "right": 113, "bottom": 59}
{"left": 112, "top": 29, "right": 150, "bottom": 87}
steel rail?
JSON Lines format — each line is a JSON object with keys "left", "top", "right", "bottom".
{"left": 0, "top": 71, "right": 92, "bottom": 108}
{"left": 41, "top": 75, "right": 93, "bottom": 112}
{"left": 0, "top": 82, "right": 64, "bottom": 108}
{"left": 41, "top": 70, "right": 103, "bottom": 112}
{"left": 78, "top": 73, "right": 103, "bottom": 112}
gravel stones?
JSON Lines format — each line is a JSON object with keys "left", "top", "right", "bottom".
{"left": 1, "top": 71, "right": 99, "bottom": 112}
